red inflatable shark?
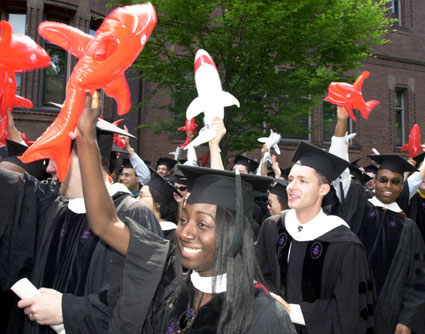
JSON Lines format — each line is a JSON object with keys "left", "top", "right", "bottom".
{"left": 20, "top": 4, "right": 157, "bottom": 181}
{"left": 324, "top": 71, "right": 380, "bottom": 122}
{"left": 178, "top": 118, "right": 198, "bottom": 149}
{"left": 401, "top": 124, "right": 425, "bottom": 158}
{"left": 0, "top": 20, "right": 50, "bottom": 146}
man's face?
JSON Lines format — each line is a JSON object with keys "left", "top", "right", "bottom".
{"left": 365, "top": 172, "right": 376, "bottom": 191}
{"left": 286, "top": 164, "right": 329, "bottom": 213}
{"left": 234, "top": 164, "right": 248, "bottom": 174}
{"left": 173, "top": 182, "right": 189, "bottom": 203}
{"left": 156, "top": 164, "right": 169, "bottom": 177}
{"left": 120, "top": 167, "right": 139, "bottom": 192}
{"left": 46, "top": 159, "right": 58, "bottom": 184}
{"left": 374, "top": 169, "right": 403, "bottom": 204}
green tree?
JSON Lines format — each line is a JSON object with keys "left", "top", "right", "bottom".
{"left": 109, "top": 0, "right": 392, "bottom": 158}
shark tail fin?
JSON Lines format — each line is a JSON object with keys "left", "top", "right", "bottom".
{"left": 362, "top": 100, "right": 380, "bottom": 120}
{"left": 273, "top": 145, "right": 281, "bottom": 155}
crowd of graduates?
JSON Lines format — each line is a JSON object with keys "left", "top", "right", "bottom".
{"left": 1, "top": 93, "right": 425, "bottom": 334}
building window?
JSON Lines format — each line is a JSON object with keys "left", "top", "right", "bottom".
{"left": 8, "top": 13, "right": 26, "bottom": 96}
{"left": 42, "top": 45, "right": 67, "bottom": 105}
{"left": 394, "top": 89, "right": 406, "bottom": 146}
{"left": 391, "top": 0, "right": 403, "bottom": 26}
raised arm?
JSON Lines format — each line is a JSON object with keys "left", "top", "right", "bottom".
{"left": 76, "top": 92, "right": 129, "bottom": 255}
{"left": 208, "top": 117, "right": 226, "bottom": 170}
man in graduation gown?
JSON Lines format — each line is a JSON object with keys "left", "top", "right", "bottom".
{"left": 256, "top": 141, "right": 374, "bottom": 334}
{"left": 330, "top": 106, "right": 425, "bottom": 334}
{"left": 0, "top": 112, "right": 162, "bottom": 333}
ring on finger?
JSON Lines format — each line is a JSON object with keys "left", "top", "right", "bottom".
{"left": 29, "top": 313, "right": 34, "bottom": 321}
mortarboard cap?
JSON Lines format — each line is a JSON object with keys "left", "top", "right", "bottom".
{"left": 179, "top": 165, "right": 273, "bottom": 256}
{"left": 156, "top": 157, "right": 177, "bottom": 170}
{"left": 3, "top": 139, "right": 49, "bottom": 180}
{"left": 112, "top": 145, "right": 128, "bottom": 155}
{"left": 234, "top": 154, "right": 259, "bottom": 173}
{"left": 291, "top": 141, "right": 351, "bottom": 182}
{"left": 168, "top": 168, "right": 189, "bottom": 186}
{"left": 269, "top": 178, "right": 288, "bottom": 199}
{"left": 349, "top": 164, "right": 372, "bottom": 184}
{"left": 121, "top": 158, "right": 133, "bottom": 169}
{"left": 179, "top": 165, "right": 272, "bottom": 215}
{"left": 146, "top": 166, "right": 181, "bottom": 198}
{"left": 368, "top": 154, "right": 417, "bottom": 175}
{"left": 364, "top": 164, "right": 378, "bottom": 174}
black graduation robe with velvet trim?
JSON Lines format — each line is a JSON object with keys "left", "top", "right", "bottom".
{"left": 359, "top": 203, "right": 425, "bottom": 334}
{"left": 0, "top": 167, "right": 162, "bottom": 334}
{"left": 256, "top": 212, "right": 374, "bottom": 334}
{"left": 337, "top": 180, "right": 425, "bottom": 333}
{"left": 107, "top": 218, "right": 296, "bottom": 334}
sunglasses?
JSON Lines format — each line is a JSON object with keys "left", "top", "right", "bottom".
{"left": 377, "top": 176, "right": 402, "bottom": 185}
{"left": 267, "top": 200, "right": 279, "bottom": 207}
{"left": 176, "top": 186, "right": 188, "bottom": 192}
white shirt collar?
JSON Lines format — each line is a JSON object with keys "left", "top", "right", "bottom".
{"left": 68, "top": 182, "right": 131, "bottom": 214}
{"left": 159, "top": 221, "right": 177, "bottom": 231}
{"left": 190, "top": 270, "right": 227, "bottom": 294}
{"left": 368, "top": 196, "right": 402, "bottom": 213}
{"left": 285, "top": 209, "right": 349, "bottom": 241}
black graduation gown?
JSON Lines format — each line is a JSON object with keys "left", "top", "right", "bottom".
{"left": 107, "top": 218, "right": 296, "bottom": 334}
{"left": 359, "top": 203, "right": 425, "bottom": 334}
{"left": 256, "top": 212, "right": 374, "bottom": 334}
{"left": 0, "top": 167, "right": 162, "bottom": 334}
{"left": 407, "top": 191, "right": 425, "bottom": 242}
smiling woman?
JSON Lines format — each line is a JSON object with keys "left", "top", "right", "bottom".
{"left": 76, "top": 93, "right": 296, "bottom": 334}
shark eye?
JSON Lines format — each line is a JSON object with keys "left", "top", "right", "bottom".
{"left": 141, "top": 34, "right": 146, "bottom": 45}
{"left": 30, "top": 54, "right": 37, "bottom": 62}
{"left": 8, "top": 77, "right": 13, "bottom": 84}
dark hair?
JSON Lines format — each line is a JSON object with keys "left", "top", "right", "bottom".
{"left": 150, "top": 187, "right": 179, "bottom": 224}
{"left": 172, "top": 205, "right": 262, "bottom": 334}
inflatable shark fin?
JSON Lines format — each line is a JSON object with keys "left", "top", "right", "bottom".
{"left": 186, "top": 97, "right": 205, "bottom": 119}
{"left": 219, "top": 91, "right": 240, "bottom": 108}
{"left": 104, "top": 75, "right": 131, "bottom": 115}
{"left": 38, "top": 22, "right": 93, "bottom": 59}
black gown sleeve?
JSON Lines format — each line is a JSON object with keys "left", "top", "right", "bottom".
{"left": 396, "top": 221, "right": 425, "bottom": 333}
{"left": 256, "top": 216, "right": 280, "bottom": 294}
{"left": 108, "top": 217, "right": 170, "bottom": 334}
{"left": 300, "top": 242, "right": 374, "bottom": 334}
{"left": 249, "top": 290, "right": 296, "bottom": 334}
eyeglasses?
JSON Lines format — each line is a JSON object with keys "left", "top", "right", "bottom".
{"left": 267, "top": 200, "right": 279, "bottom": 207}
{"left": 377, "top": 176, "right": 402, "bottom": 185}
{"left": 176, "top": 186, "right": 188, "bottom": 192}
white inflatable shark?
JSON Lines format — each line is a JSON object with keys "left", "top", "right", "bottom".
{"left": 258, "top": 129, "right": 281, "bottom": 164}
{"left": 184, "top": 49, "right": 240, "bottom": 150}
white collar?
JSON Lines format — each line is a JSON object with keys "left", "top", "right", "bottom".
{"left": 368, "top": 196, "right": 402, "bottom": 213}
{"left": 159, "top": 221, "right": 177, "bottom": 231}
{"left": 190, "top": 270, "right": 227, "bottom": 294}
{"left": 68, "top": 182, "right": 131, "bottom": 214}
{"left": 285, "top": 209, "right": 349, "bottom": 241}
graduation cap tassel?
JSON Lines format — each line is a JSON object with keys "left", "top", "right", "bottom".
{"left": 228, "top": 168, "right": 244, "bottom": 257}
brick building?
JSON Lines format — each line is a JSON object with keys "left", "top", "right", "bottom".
{"left": 3, "top": 0, "right": 425, "bottom": 169}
